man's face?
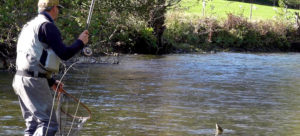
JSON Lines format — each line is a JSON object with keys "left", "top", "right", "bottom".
{"left": 53, "top": 6, "right": 59, "bottom": 20}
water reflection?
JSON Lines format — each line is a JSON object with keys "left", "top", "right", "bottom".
{"left": 1, "top": 53, "right": 300, "bottom": 135}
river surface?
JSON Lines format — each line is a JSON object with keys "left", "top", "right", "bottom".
{"left": 1, "top": 53, "right": 300, "bottom": 136}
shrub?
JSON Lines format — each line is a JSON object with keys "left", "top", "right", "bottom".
{"left": 165, "top": 13, "right": 298, "bottom": 52}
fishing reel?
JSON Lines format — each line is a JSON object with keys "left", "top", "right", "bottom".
{"left": 82, "top": 47, "right": 93, "bottom": 56}
{"left": 82, "top": 0, "right": 95, "bottom": 57}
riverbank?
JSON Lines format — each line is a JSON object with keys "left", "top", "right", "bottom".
{"left": 162, "top": 12, "right": 300, "bottom": 54}
{"left": 108, "top": 0, "right": 300, "bottom": 54}
{"left": 111, "top": 2, "right": 300, "bottom": 54}
{"left": 163, "top": 0, "right": 300, "bottom": 53}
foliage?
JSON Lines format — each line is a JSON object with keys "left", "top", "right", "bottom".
{"left": 0, "top": 0, "right": 37, "bottom": 69}
{"left": 165, "top": 13, "right": 297, "bottom": 52}
{"left": 226, "top": 0, "right": 277, "bottom": 6}
{"left": 226, "top": 0, "right": 300, "bottom": 8}
{"left": 57, "top": 0, "right": 181, "bottom": 54}
{"left": 278, "top": 0, "right": 300, "bottom": 9}
{"left": 0, "top": 0, "right": 182, "bottom": 69}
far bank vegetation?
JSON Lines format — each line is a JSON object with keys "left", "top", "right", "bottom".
{"left": 0, "top": 0, "right": 300, "bottom": 70}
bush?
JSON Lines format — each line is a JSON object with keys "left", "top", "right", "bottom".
{"left": 165, "top": 13, "right": 298, "bottom": 52}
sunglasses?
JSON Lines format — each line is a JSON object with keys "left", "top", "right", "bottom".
{"left": 56, "top": 5, "right": 64, "bottom": 10}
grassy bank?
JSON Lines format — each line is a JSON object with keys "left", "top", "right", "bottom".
{"left": 175, "top": 0, "right": 299, "bottom": 21}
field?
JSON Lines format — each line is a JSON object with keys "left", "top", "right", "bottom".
{"left": 169, "top": 0, "right": 300, "bottom": 21}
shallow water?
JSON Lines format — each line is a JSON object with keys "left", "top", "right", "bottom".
{"left": 2, "top": 53, "right": 300, "bottom": 136}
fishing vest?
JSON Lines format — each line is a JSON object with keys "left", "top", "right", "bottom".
{"left": 16, "top": 14, "right": 61, "bottom": 74}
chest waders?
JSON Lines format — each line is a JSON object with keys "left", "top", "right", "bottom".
{"left": 16, "top": 14, "right": 61, "bottom": 77}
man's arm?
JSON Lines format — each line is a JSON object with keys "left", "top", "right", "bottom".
{"left": 38, "top": 22, "right": 85, "bottom": 61}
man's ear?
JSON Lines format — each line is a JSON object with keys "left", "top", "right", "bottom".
{"left": 50, "top": 6, "right": 57, "bottom": 14}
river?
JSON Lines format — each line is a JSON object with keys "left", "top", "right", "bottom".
{"left": 1, "top": 53, "right": 300, "bottom": 136}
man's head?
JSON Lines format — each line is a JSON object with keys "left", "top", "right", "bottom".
{"left": 38, "top": 0, "right": 63, "bottom": 20}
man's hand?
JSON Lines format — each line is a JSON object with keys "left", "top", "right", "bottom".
{"left": 78, "top": 30, "right": 89, "bottom": 45}
{"left": 52, "top": 80, "right": 64, "bottom": 92}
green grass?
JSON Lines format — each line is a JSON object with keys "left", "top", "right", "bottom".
{"left": 169, "top": 0, "right": 300, "bottom": 21}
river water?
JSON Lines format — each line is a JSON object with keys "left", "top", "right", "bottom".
{"left": 1, "top": 53, "right": 300, "bottom": 136}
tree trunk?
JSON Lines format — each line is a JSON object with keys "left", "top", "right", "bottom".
{"left": 0, "top": 52, "right": 8, "bottom": 69}
{"left": 296, "top": 12, "right": 300, "bottom": 35}
{"left": 148, "top": 1, "right": 167, "bottom": 54}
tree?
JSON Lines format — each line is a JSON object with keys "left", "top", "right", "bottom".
{"left": 147, "top": 0, "right": 181, "bottom": 54}
{"left": 0, "top": 0, "right": 37, "bottom": 70}
{"left": 0, "top": 0, "right": 183, "bottom": 69}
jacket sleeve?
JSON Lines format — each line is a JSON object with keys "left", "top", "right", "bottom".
{"left": 38, "top": 22, "right": 84, "bottom": 61}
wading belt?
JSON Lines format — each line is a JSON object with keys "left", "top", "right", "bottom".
{"left": 16, "top": 70, "right": 47, "bottom": 78}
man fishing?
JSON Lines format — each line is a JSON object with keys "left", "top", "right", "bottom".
{"left": 12, "top": 0, "right": 89, "bottom": 135}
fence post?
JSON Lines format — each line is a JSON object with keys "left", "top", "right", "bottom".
{"left": 202, "top": 0, "right": 206, "bottom": 16}
{"left": 250, "top": 2, "right": 253, "bottom": 21}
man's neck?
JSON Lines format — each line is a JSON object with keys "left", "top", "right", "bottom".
{"left": 45, "top": 11, "right": 56, "bottom": 21}
{"left": 41, "top": 12, "right": 54, "bottom": 23}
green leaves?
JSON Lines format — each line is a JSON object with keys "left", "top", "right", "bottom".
{"left": 0, "top": 0, "right": 182, "bottom": 55}
{"left": 286, "top": 0, "right": 300, "bottom": 5}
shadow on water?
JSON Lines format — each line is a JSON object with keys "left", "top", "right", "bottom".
{"left": 2, "top": 53, "right": 300, "bottom": 135}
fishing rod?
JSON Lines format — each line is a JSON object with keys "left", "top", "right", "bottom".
{"left": 65, "top": 1, "right": 97, "bottom": 134}
{"left": 46, "top": 1, "right": 96, "bottom": 135}
{"left": 82, "top": 0, "right": 96, "bottom": 56}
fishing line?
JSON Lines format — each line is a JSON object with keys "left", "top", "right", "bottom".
{"left": 67, "top": 65, "right": 90, "bottom": 136}
{"left": 45, "top": 61, "right": 80, "bottom": 136}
